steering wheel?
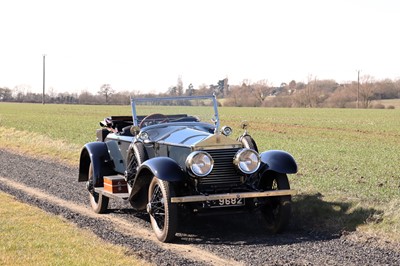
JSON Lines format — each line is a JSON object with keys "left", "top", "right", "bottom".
{"left": 139, "top": 113, "right": 169, "bottom": 128}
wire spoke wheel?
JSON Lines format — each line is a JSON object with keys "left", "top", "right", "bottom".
{"left": 151, "top": 185, "right": 166, "bottom": 229}
{"left": 147, "top": 177, "right": 178, "bottom": 242}
{"left": 261, "top": 173, "right": 291, "bottom": 233}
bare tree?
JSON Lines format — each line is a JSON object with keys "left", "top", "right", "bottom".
{"left": 166, "top": 76, "right": 184, "bottom": 96}
{"left": 79, "top": 90, "right": 98, "bottom": 104}
{"left": 176, "top": 76, "right": 183, "bottom": 96}
{"left": 253, "top": 79, "right": 272, "bottom": 105}
{"left": 359, "top": 75, "right": 375, "bottom": 108}
{"left": 195, "top": 84, "right": 211, "bottom": 96}
{"left": 375, "top": 79, "right": 398, "bottom": 99}
{"left": 292, "top": 75, "right": 317, "bottom": 107}
{"left": 305, "top": 75, "right": 319, "bottom": 107}
{"left": 109, "top": 91, "right": 131, "bottom": 105}
{"left": 98, "top": 84, "right": 114, "bottom": 104}
{"left": 325, "top": 84, "right": 356, "bottom": 108}
{"left": 13, "top": 84, "right": 31, "bottom": 101}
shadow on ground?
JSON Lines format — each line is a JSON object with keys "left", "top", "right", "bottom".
{"left": 291, "top": 193, "right": 382, "bottom": 234}
{"left": 175, "top": 193, "right": 382, "bottom": 245}
{"left": 107, "top": 193, "right": 382, "bottom": 246}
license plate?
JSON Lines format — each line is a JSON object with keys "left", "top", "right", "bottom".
{"left": 211, "top": 197, "right": 245, "bottom": 208}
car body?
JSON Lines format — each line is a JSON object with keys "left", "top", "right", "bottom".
{"left": 78, "top": 95, "right": 297, "bottom": 242}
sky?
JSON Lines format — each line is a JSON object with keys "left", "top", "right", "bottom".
{"left": 1, "top": 0, "right": 399, "bottom": 94}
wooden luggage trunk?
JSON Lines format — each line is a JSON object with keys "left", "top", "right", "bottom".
{"left": 103, "top": 176, "right": 128, "bottom": 193}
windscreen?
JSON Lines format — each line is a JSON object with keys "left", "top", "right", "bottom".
{"left": 131, "top": 95, "right": 218, "bottom": 128}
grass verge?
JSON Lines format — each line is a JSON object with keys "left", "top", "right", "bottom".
{"left": 0, "top": 192, "right": 147, "bottom": 266}
{"left": 0, "top": 127, "right": 80, "bottom": 167}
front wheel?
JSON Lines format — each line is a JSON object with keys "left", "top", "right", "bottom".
{"left": 260, "top": 173, "right": 291, "bottom": 233}
{"left": 147, "top": 177, "right": 178, "bottom": 242}
{"left": 88, "top": 163, "right": 109, "bottom": 214}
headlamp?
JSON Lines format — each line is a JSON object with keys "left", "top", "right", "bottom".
{"left": 233, "top": 148, "right": 260, "bottom": 174}
{"left": 186, "top": 151, "right": 214, "bottom": 177}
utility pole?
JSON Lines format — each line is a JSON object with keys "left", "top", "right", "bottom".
{"left": 357, "top": 70, "right": 360, "bottom": 109}
{"left": 42, "top": 54, "right": 46, "bottom": 105}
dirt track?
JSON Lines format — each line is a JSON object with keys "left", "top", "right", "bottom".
{"left": 1, "top": 149, "right": 400, "bottom": 265}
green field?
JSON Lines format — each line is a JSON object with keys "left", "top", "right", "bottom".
{"left": 1, "top": 102, "right": 400, "bottom": 240}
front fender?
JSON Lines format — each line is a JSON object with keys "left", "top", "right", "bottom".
{"left": 137, "top": 157, "right": 184, "bottom": 182}
{"left": 78, "top": 142, "right": 115, "bottom": 186}
{"left": 260, "top": 150, "right": 298, "bottom": 174}
{"left": 128, "top": 157, "right": 184, "bottom": 211}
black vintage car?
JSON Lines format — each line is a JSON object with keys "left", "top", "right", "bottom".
{"left": 78, "top": 95, "right": 297, "bottom": 242}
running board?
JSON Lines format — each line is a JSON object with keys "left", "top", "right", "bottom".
{"left": 94, "top": 187, "right": 130, "bottom": 200}
{"left": 171, "top": 189, "right": 296, "bottom": 203}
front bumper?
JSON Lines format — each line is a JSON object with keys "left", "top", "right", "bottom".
{"left": 170, "top": 189, "right": 296, "bottom": 203}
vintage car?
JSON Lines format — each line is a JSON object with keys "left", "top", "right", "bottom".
{"left": 78, "top": 95, "right": 297, "bottom": 242}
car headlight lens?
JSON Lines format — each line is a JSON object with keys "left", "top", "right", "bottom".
{"left": 186, "top": 151, "right": 214, "bottom": 177}
{"left": 234, "top": 148, "right": 260, "bottom": 174}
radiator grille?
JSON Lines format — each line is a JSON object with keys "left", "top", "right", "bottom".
{"left": 199, "top": 148, "right": 243, "bottom": 186}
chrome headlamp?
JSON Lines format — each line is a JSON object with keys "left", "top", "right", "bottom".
{"left": 221, "top": 126, "right": 233, "bottom": 136}
{"left": 233, "top": 148, "right": 260, "bottom": 174}
{"left": 186, "top": 151, "right": 214, "bottom": 177}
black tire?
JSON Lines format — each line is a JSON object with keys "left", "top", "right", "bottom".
{"left": 88, "top": 163, "right": 109, "bottom": 214}
{"left": 241, "top": 135, "right": 258, "bottom": 152}
{"left": 147, "top": 177, "right": 178, "bottom": 242}
{"left": 260, "top": 173, "right": 291, "bottom": 233}
{"left": 126, "top": 142, "right": 149, "bottom": 210}
{"left": 133, "top": 142, "right": 147, "bottom": 164}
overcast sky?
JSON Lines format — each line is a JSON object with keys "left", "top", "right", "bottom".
{"left": 1, "top": 0, "right": 399, "bottom": 94}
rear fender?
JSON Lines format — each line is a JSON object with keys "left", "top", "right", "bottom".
{"left": 260, "top": 150, "right": 298, "bottom": 174}
{"left": 78, "top": 142, "right": 115, "bottom": 186}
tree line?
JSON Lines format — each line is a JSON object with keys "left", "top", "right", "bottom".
{"left": 1, "top": 75, "right": 399, "bottom": 108}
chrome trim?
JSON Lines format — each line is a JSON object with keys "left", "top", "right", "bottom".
{"left": 186, "top": 151, "right": 214, "bottom": 177}
{"left": 221, "top": 126, "right": 233, "bottom": 136}
{"left": 139, "top": 131, "right": 149, "bottom": 140}
{"left": 199, "top": 148, "right": 242, "bottom": 186}
{"left": 193, "top": 134, "right": 242, "bottom": 150}
{"left": 171, "top": 189, "right": 296, "bottom": 203}
{"left": 233, "top": 148, "right": 260, "bottom": 174}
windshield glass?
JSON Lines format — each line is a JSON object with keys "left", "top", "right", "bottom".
{"left": 131, "top": 95, "right": 219, "bottom": 129}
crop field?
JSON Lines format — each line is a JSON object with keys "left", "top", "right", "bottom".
{"left": 0, "top": 102, "right": 400, "bottom": 238}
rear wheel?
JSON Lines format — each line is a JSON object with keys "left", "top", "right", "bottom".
{"left": 126, "top": 142, "right": 148, "bottom": 210}
{"left": 125, "top": 142, "right": 148, "bottom": 185}
{"left": 88, "top": 163, "right": 109, "bottom": 214}
{"left": 260, "top": 173, "right": 291, "bottom": 233}
{"left": 147, "top": 177, "right": 178, "bottom": 242}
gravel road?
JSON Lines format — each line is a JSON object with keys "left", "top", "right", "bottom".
{"left": 1, "top": 149, "right": 400, "bottom": 265}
